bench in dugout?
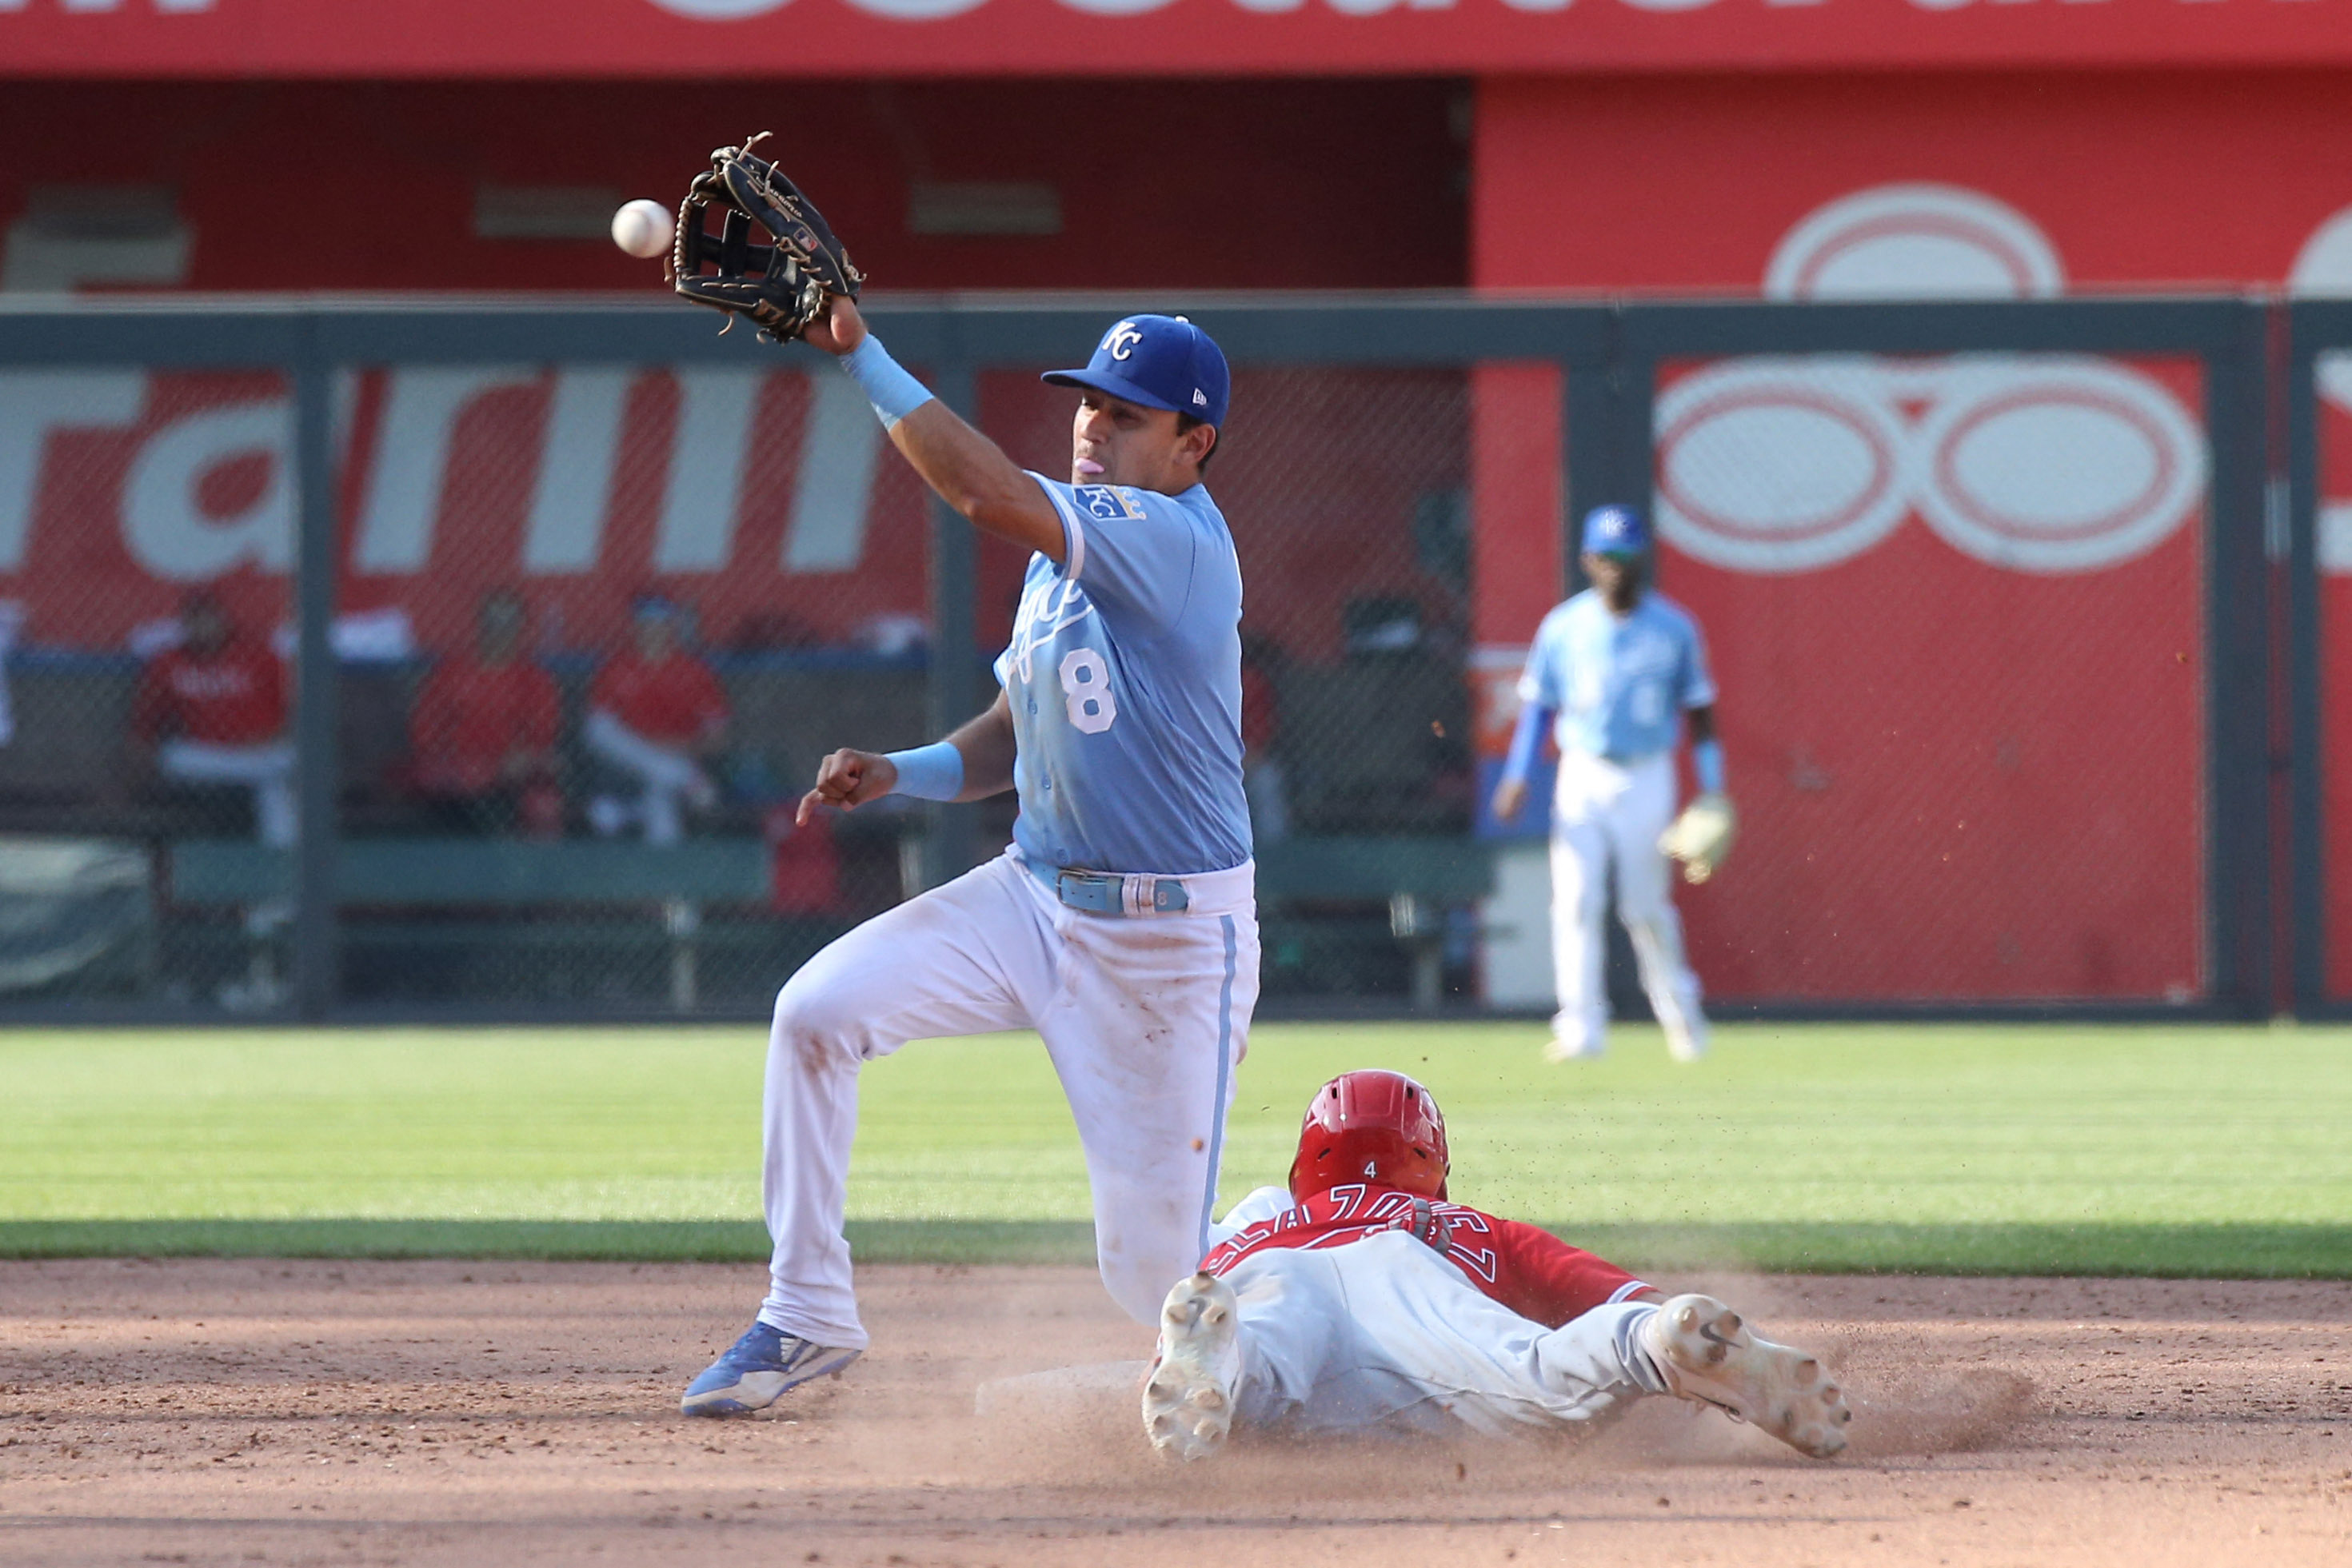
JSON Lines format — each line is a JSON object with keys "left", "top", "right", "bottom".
{"left": 170, "top": 834, "right": 1491, "bottom": 1014}
{"left": 167, "top": 837, "right": 829, "bottom": 1012}
{"left": 1255, "top": 836, "right": 1494, "bottom": 1011}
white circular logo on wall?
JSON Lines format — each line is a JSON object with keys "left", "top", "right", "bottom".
{"left": 1656, "top": 357, "right": 2204, "bottom": 575}
{"left": 1910, "top": 358, "right": 2205, "bottom": 573}
{"left": 1765, "top": 183, "right": 2066, "bottom": 302}
{"left": 2290, "top": 205, "right": 2352, "bottom": 298}
{"left": 1667, "top": 182, "right": 2194, "bottom": 575}
{"left": 1655, "top": 357, "right": 1912, "bottom": 573}
{"left": 644, "top": 0, "right": 791, "bottom": 14}
{"left": 2292, "top": 205, "right": 2352, "bottom": 416}
{"left": 644, "top": 0, "right": 997, "bottom": 15}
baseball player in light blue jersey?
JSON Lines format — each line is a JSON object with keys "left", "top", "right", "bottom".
{"left": 1491, "top": 506, "right": 1732, "bottom": 1063}
{"left": 681, "top": 300, "right": 1260, "bottom": 1416}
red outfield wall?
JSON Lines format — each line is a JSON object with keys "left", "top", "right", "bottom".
{"left": 7, "top": 0, "right": 2351, "bottom": 78}
{"left": 1468, "top": 71, "right": 2352, "bottom": 1002}
{"left": 10, "top": 40, "right": 2352, "bottom": 1001}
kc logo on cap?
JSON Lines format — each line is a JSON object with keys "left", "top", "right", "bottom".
{"left": 1044, "top": 313, "right": 1232, "bottom": 429}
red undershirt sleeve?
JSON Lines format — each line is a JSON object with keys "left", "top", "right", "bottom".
{"left": 1484, "top": 1217, "right": 1651, "bottom": 1329}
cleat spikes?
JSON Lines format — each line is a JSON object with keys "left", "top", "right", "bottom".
{"left": 1141, "top": 1272, "right": 1242, "bottom": 1462}
{"left": 1643, "top": 1293, "right": 1854, "bottom": 1462}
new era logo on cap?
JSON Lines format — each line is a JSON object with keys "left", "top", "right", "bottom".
{"left": 1193, "top": 389, "right": 1208, "bottom": 407}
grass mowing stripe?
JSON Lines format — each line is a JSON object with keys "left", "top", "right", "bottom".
{"left": 3, "top": 1220, "right": 2345, "bottom": 1277}
{"left": 5, "top": 1021, "right": 2350, "bottom": 1274}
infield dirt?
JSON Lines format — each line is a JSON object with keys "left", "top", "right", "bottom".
{"left": 2, "top": 1259, "right": 2346, "bottom": 1566}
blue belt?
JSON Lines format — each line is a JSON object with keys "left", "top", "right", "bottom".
{"left": 1048, "top": 867, "right": 1191, "bottom": 917}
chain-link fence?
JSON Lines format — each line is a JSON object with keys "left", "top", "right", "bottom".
{"left": 0, "top": 297, "right": 2278, "bottom": 1019}
{"left": 1649, "top": 351, "right": 2212, "bottom": 1003}
{"left": 2290, "top": 304, "right": 2352, "bottom": 1015}
{"left": 0, "top": 366, "right": 296, "bottom": 1010}
{"left": 322, "top": 363, "right": 933, "bottom": 1011}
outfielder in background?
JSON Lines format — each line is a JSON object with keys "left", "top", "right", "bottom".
{"left": 1144, "top": 1070, "right": 1850, "bottom": 1459}
{"left": 1491, "top": 506, "right": 1733, "bottom": 1063}
{"left": 682, "top": 300, "right": 1260, "bottom": 1416}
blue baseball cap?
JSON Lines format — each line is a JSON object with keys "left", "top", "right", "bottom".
{"left": 1581, "top": 505, "right": 1648, "bottom": 557}
{"left": 1044, "top": 314, "right": 1229, "bottom": 427}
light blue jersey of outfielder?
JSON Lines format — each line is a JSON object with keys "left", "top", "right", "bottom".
{"left": 1518, "top": 589, "right": 1717, "bottom": 762}
{"left": 992, "top": 473, "right": 1252, "bottom": 876}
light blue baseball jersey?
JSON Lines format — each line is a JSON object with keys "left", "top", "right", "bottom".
{"left": 992, "top": 473, "right": 1252, "bottom": 876}
{"left": 1517, "top": 589, "right": 1717, "bottom": 761}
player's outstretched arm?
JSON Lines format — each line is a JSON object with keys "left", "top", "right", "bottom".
{"left": 1491, "top": 700, "right": 1555, "bottom": 823}
{"left": 793, "top": 692, "right": 1019, "bottom": 827}
{"left": 805, "top": 297, "right": 1066, "bottom": 563}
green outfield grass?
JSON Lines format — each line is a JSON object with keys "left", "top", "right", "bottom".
{"left": 3, "top": 1021, "right": 2349, "bottom": 1276}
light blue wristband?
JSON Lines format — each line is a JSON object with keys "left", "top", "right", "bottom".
{"left": 841, "top": 336, "right": 935, "bottom": 429}
{"left": 884, "top": 741, "right": 963, "bottom": 802}
{"left": 1692, "top": 738, "right": 1726, "bottom": 796}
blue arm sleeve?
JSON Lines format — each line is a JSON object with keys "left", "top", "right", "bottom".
{"left": 839, "top": 336, "right": 935, "bottom": 429}
{"left": 884, "top": 741, "right": 964, "bottom": 802}
{"left": 1691, "top": 737, "right": 1726, "bottom": 796}
{"left": 1501, "top": 703, "right": 1554, "bottom": 788}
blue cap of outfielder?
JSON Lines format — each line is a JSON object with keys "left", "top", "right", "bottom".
{"left": 1581, "top": 505, "right": 1648, "bottom": 556}
{"left": 1044, "top": 314, "right": 1229, "bottom": 428}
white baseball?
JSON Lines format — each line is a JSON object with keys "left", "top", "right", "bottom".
{"left": 611, "top": 199, "right": 674, "bottom": 260}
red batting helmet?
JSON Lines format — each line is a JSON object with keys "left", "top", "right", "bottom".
{"left": 1287, "top": 1069, "right": 1450, "bottom": 1202}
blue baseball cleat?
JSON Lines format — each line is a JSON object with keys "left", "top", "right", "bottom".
{"left": 681, "top": 1322, "right": 861, "bottom": 1417}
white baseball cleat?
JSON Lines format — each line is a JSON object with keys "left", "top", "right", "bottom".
{"left": 1642, "top": 1293, "right": 1851, "bottom": 1458}
{"left": 1142, "top": 1271, "right": 1241, "bottom": 1462}
{"left": 1543, "top": 1034, "right": 1605, "bottom": 1063}
{"left": 1663, "top": 1022, "right": 1707, "bottom": 1063}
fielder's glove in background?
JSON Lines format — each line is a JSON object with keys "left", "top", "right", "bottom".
{"left": 673, "top": 133, "right": 863, "bottom": 344}
{"left": 1659, "top": 792, "right": 1737, "bottom": 884}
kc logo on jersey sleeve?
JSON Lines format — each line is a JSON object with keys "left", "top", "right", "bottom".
{"left": 1075, "top": 485, "right": 1147, "bottom": 523}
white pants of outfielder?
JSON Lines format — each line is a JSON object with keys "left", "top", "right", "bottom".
{"left": 1550, "top": 749, "right": 1707, "bottom": 1055}
{"left": 158, "top": 740, "right": 295, "bottom": 849}
{"left": 582, "top": 710, "right": 715, "bottom": 848}
{"left": 761, "top": 848, "right": 1260, "bottom": 1350}
{"left": 1225, "top": 1231, "right": 1668, "bottom": 1438}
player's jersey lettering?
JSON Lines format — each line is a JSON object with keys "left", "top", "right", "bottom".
{"left": 1004, "top": 577, "right": 1096, "bottom": 685}
{"left": 1450, "top": 1244, "right": 1501, "bottom": 1284}
{"left": 1200, "top": 1183, "right": 1647, "bottom": 1330}
{"left": 1519, "top": 589, "right": 1715, "bottom": 763}
{"left": 996, "top": 473, "right": 1249, "bottom": 876}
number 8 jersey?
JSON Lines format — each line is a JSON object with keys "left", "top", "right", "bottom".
{"left": 993, "top": 473, "right": 1252, "bottom": 876}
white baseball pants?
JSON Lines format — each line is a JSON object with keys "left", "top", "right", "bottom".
{"left": 760, "top": 848, "right": 1260, "bottom": 1350}
{"left": 158, "top": 740, "right": 295, "bottom": 848}
{"left": 1550, "top": 750, "right": 1707, "bottom": 1056}
{"left": 1224, "top": 1232, "right": 1668, "bottom": 1438}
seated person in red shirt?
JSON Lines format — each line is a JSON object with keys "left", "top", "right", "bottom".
{"left": 131, "top": 593, "right": 294, "bottom": 848}
{"left": 407, "top": 590, "right": 563, "bottom": 836}
{"left": 583, "top": 595, "right": 729, "bottom": 847}
{"left": 1144, "top": 1070, "right": 1851, "bottom": 1462}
